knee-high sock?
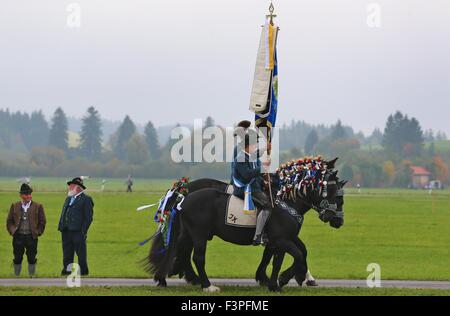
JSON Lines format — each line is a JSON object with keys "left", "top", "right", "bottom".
{"left": 254, "top": 210, "right": 270, "bottom": 237}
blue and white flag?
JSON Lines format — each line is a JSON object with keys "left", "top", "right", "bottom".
{"left": 250, "top": 21, "right": 279, "bottom": 146}
{"left": 255, "top": 48, "right": 278, "bottom": 142}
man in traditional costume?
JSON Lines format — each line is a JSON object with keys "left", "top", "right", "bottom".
{"left": 6, "top": 183, "right": 46, "bottom": 277}
{"left": 58, "top": 177, "right": 94, "bottom": 276}
{"left": 232, "top": 131, "right": 272, "bottom": 246}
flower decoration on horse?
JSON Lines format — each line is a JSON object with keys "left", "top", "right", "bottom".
{"left": 276, "top": 155, "right": 329, "bottom": 201}
{"left": 139, "top": 177, "right": 190, "bottom": 248}
{"left": 173, "top": 177, "right": 190, "bottom": 197}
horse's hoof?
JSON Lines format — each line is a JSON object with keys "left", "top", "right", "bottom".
{"left": 258, "top": 279, "right": 269, "bottom": 287}
{"left": 185, "top": 273, "right": 201, "bottom": 285}
{"left": 278, "top": 278, "right": 289, "bottom": 288}
{"left": 187, "top": 277, "right": 200, "bottom": 285}
{"left": 295, "top": 276, "right": 305, "bottom": 286}
{"left": 256, "top": 274, "right": 269, "bottom": 287}
{"left": 203, "top": 285, "right": 221, "bottom": 293}
{"left": 306, "top": 280, "right": 318, "bottom": 287}
{"left": 268, "top": 284, "right": 282, "bottom": 292}
{"left": 157, "top": 280, "right": 167, "bottom": 287}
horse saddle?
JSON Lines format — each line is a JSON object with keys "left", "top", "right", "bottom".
{"left": 225, "top": 195, "right": 257, "bottom": 228}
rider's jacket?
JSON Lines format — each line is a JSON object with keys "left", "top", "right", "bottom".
{"left": 232, "top": 150, "right": 263, "bottom": 199}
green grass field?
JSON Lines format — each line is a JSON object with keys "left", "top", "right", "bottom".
{"left": 0, "top": 177, "right": 449, "bottom": 295}
{"left": 0, "top": 286, "right": 448, "bottom": 296}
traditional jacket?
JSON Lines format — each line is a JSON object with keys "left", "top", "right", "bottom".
{"left": 232, "top": 150, "right": 263, "bottom": 199}
{"left": 6, "top": 201, "right": 46, "bottom": 239}
{"left": 230, "top": 143, "right": 243, "bottom": 185}
{"left": 58, "top": 193, "right": 94, "bottom": 237}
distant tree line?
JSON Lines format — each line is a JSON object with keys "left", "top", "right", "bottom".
{"left": 0, "top": 107, "right": 449, "bottom": 187}
{"left": 280, "top": 111, "right": 449, "bottom": 188}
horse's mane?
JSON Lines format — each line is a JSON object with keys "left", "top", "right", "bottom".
{"left": 275, "top": 156, "right": 337, "bottom": 202}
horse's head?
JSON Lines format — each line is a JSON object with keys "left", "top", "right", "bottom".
{"left": 328, "top": 179, "right": 346, "bottom": 229}
{"left": 302, "top": 169, "right": 345, "bottom": 229}
{"left": 275, "top": 157, "right": 345, "bottom": 229}
{"left": 311, "top": 169, "right": 340, "bottom": 223}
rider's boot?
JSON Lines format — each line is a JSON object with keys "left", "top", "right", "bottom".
{"left": 253, "top": 210, "right": 270, "bottom": 246}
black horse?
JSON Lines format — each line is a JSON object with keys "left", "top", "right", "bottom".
{"left": 146, "top": 169, "right": 343, "bottom": 292}
{"left": 176, "top": 176, "right": 345, "bottom": 287}
{"left": 256, "top": 178, "right": 346, "bottom": 287}
{"left": 177, "top": 158, "right": 345, "bottom": 287}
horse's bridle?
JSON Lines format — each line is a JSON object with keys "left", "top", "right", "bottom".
{"left": 319, "top": 186, "right": 345, "bottom": 220}
{"left": 295, "top": 177, "right": 344, "bottom": 220}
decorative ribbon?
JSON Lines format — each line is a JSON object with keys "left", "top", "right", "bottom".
{"left": 234, "top": 176, "right": 256, "bottom": 213}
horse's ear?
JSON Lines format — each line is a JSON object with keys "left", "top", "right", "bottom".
{"left": 326, "top": 157, "right": 339, "bottom": 169}
{"left": 330, "top": 170, "right": 338, "bottom": 179}
{"left": 340, "top": 180, "right": 348, "bottom": 187}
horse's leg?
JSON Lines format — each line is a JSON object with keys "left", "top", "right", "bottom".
{"left": 279, "top": 237, "right": 308, "bottom": 287}
{"left": 278, "top": 262, "right": 296, "bottom": 287}
{"left": 171, "top": 234, "right": 200, "bottom": 285}
{"left": 279, "top": 265, "right": 316, "bottom": 287}
{"left": 192, "top": 239, "right": 218, "bottom": 292}
{"left": 268, "top": 249, "right": 285, "bottom": 292}
{"left": 181, "top": 242, "right": 201, "bottom": 285}
{"left": 255, "top": 245, "right": 273, "bottom": 286}
{"left": 282, "top": 239, "right": 307, "bottom": 288}
{"left": 293, "top": 237, "right": 313, "bottom": 286}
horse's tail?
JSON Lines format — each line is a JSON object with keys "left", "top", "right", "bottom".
{"left": 144, "top": 213, "right": 181, "bottom": 283}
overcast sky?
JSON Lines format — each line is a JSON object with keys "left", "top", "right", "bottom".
{"left": 0, "top": 0, "right": 449, "bottom": 135}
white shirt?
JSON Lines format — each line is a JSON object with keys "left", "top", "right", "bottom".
{"left": 21, "top": 200, "right": 32, "bottom": 212}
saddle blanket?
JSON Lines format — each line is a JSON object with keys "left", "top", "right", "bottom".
{"left": 225, "top": 195, "right": 257, "bottom": 228}
{"left": 224, "top": 192, "right": 304, "bottom": 228}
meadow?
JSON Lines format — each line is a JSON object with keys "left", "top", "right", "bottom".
{"left": 0, "top": 286, "right": 449, "bottom": 296}
{"left": 0, "top": 177, "right": 449, "bottom": 282}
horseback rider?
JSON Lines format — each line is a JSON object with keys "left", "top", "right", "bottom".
{"left": 232, "top": 129, "right": 272, "bottom": 246}
{"left": 231, "top": 120, "right": 252, "bottom": 185}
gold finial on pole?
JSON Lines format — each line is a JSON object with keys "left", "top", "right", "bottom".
{"left": 266, "top": 1, "right": 277, "bottom": 25}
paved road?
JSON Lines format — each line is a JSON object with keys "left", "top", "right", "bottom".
{"left": 0, "top": 278, "right": 449, "bottom": 289}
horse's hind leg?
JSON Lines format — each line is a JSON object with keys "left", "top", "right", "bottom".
{"left": 268, "top": 249, "right": 285, "bottom": 292}
{"left": 255, "top": 246, "right": 273, "bottom": 286}
{"left": 181, "top": 239, "right": 201, "bottom": 285}
{"left": 192, "top": 239, "right": 218, "bottom": 292}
